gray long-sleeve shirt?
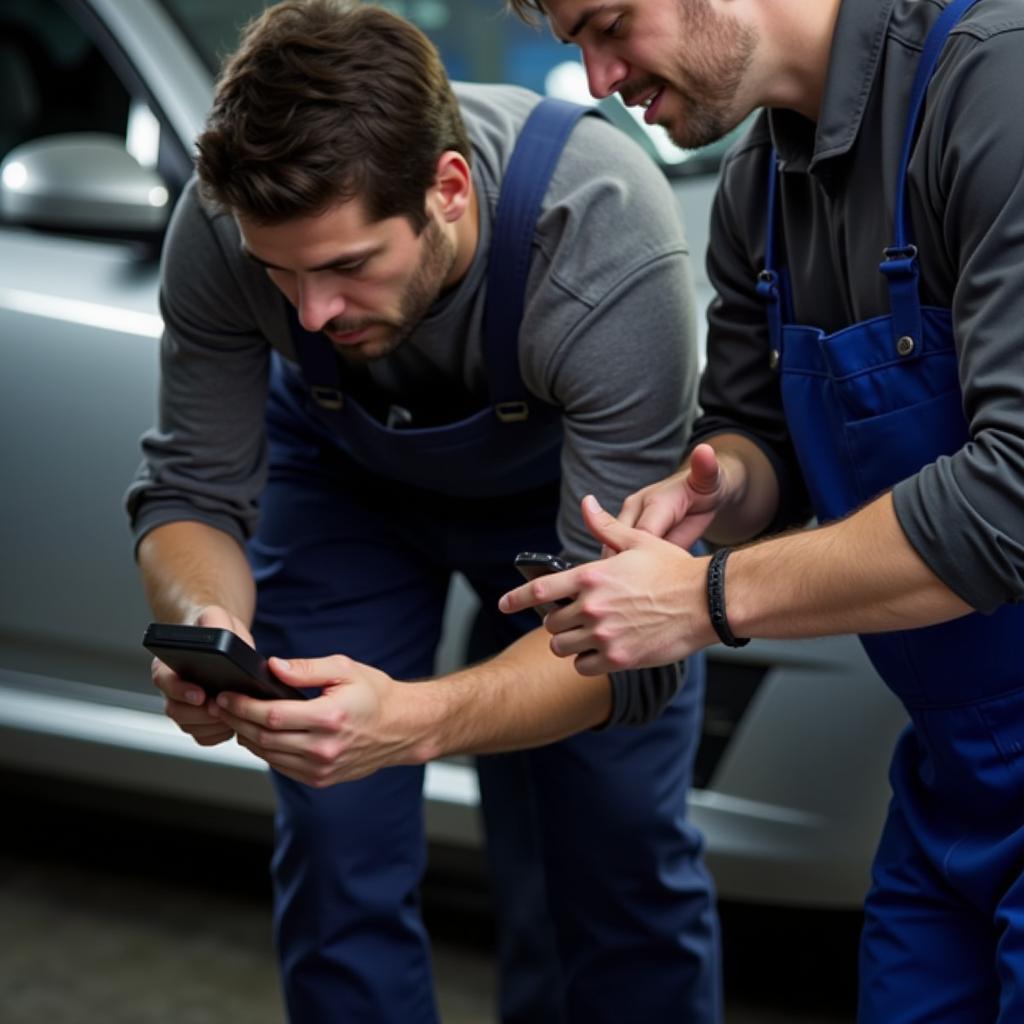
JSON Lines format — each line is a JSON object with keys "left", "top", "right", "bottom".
{"left": 691, "top": 0, "right": 1024, "bottom": 612}
{"left": 126, "top": 82, "right": 701, "bottom": 725}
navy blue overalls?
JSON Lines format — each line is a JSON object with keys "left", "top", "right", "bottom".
{"left": 760, "top": 1, "right": 1024, "bottom": 1019}
{"left": 247, "top": 99, "right": 719, "bottom": 1024}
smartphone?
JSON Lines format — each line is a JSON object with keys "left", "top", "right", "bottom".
{"left": 142, "top": 622, "right": 302, "bottom": 701}
{"left": 514, "top": 551, "right": 576, "bottom": 618}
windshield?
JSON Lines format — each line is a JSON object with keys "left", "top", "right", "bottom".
{"left": 158, "top": 0, "right": 742, "bottom": 176}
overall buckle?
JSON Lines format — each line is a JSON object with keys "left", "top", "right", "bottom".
{"left": 880, "top": 244, "right": 919, "bottom": 280}
{"left": 310, "top": 385, "right": 344, "bottom": 410}
{"left": 756, "top": 268, "right": 780, "bottom": 303}
{"left": 495, "top": 401, "right": 529, "bottom": 423}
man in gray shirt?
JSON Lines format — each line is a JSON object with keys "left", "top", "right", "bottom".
{"left": 127, "top": 1, "right": 719, "bottom": 1022}
{"left": 503, "top": 0, "right": 1024, "bottom": 1019}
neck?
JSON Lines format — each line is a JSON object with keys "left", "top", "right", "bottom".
{"left": 760, "top": 0, "right": 842, "bottom": 122}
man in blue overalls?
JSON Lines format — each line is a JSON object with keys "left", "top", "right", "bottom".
{"left": 504, "top": 0, "right": 1024, "bottom": 1019}
{"left": 129, "top": 2, "right": 720, "bottom": 1022}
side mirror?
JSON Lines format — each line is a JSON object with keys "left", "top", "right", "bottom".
{"left": 0, "top": 132, "right": 171, "bottom": 236}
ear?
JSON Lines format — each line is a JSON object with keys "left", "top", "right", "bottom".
{"left": 431, "top": 150, "right": 473, "bottom": 223}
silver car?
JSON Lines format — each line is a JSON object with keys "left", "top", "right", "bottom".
{"left": 0, "top": 0, "right": 907, "bottom": 909}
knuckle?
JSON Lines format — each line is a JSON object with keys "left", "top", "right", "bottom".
{"left": 321, "top": 709, "right": 345, "bottom": 733}
{"left": 605, "top": 647, "right": 630, "bottom": 671}
{"left": 311, "top": 742, "right": 337, "bottom": 766}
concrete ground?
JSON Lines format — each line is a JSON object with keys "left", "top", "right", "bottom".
{"left": 0, "top": 782, "right": 857, "bottom": 1023}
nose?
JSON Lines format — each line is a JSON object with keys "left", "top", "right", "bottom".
{"left": 296, "top": 276, "right": 346, "bottom": 333}
{"left": 581, "top": 48, "right": 629, "bottom": 99}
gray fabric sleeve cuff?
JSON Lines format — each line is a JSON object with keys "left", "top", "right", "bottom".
{"left": 892, "top": 473, "right": 1010, "bottom": 614}
{"left": 599, "top": 660, "right": 688, "bottom": 729}
{"left": 129, "top": 504, "right": 249, "bottom": 559}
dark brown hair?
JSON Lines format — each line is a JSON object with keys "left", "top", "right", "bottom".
{"left": 195, "top": 0, "right": 471, "bottom": 231}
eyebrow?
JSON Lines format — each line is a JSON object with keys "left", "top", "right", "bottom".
{"left": 556, "top": 4, "right": 606, "bottom": 42}
{"left": 241, "top": 244, "right": 381, "bottom": 273}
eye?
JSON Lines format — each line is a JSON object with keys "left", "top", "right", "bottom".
{"left": 602, "top": 15, "right": 624, "bottom": 37}
{"left": 330, "top": 258, "right": 368, "bottom": 276}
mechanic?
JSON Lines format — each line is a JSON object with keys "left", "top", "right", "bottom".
{"left": 126, "top": 2, "right": 719, "bottom": 1022}
{"left": 501, "top": 0, "right": 1024, "bottom": 1019}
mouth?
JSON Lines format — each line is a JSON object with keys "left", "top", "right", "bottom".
{"left": 641, "top": 86, "right": 666, "bottom": 125}
{"left": 622, "top": 84, "right": 667, "bottom": 125}
{"left": 325, "top": 324, "right": 373, "bottom": 346}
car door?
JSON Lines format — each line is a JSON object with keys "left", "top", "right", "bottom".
{"left": 0, "top": 0, "right": 194, "bottom": 696}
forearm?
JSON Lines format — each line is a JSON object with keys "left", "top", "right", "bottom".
{"left": 726, "top": 492, "right": 973, "bottom": 639}
{"left": 137, "top": 520, "right": 256, "bottom": 626}
{"left": 402, "top": 628, "right": 612, "bottom": 762}
{"left": 697, "top": 433, "right": 780, "bottom": 545}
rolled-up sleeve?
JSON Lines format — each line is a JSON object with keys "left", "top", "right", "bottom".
{"left": 893, "top": 29, "right": 1024, "bottom": 612}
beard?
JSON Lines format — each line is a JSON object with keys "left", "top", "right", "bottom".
{"left": 326, "top": 216, "right": 456, "bottom": 362}
{"left": 663, "top": 0, "right": 757, "bottom": 150}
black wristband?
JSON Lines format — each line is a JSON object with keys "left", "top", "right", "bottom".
{"left": 705, "top": 547, "right": 750, "bottom": 648}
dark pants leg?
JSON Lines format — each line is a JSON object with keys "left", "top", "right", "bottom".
{"left": 252, "top": 421, "right": 718, "bottom": 1023}
{"left": 250, "top": 448, "right": 449, "bottom": 1024}
{"left": 858, "top": 794, "right": 999, "bottom": 1024}
{"left": 464, "top": 529, "right": 720, "bottom": 1024}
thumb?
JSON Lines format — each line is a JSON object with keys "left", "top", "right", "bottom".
{"left": 687, "top": 443, "right": 721, "bottom": 495}
{"left": 581, "top": 495, "right": 645, "bottom": 554}
{"left": 269, "top": 653, "right": 356, "bottom": 690}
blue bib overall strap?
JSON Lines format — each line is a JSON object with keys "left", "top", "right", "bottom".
{"left": 484, "top": 97, "right": 588, "bottom": 421}
{"left": 276, "top": 98, "right": 592, "bottom": 497}
{"left": 757, "top": 3, "right": 1024, "bottom": 1018}
{"left": 755, "top": 156, "right": 794, "bottom": 368}
{"left": 879, "top": 0, "right": 983, "bottom": 354}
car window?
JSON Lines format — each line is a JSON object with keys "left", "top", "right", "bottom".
{"left": 0, "top": 0, "right": 130, "bottom": 164}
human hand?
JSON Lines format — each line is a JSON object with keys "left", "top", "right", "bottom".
{"left": 617, "top": 443, "right": 727, "bottom": 550}
{"left": 209, "top": 655, "right": 426, "bottom": 786}
{"left": 149, "top": 605, "right": 251, "bottom": 747}
{"left": 499, "top": 495, "right": 716, "bottom": 675}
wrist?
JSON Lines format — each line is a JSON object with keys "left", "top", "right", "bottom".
{"left": 705, "top": 547, "right": 750, "bottom": 648}
{"left": 401, "top": 678, "right": 459, "bottom": 764}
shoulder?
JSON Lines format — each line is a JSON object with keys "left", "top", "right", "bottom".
{"left": 938, "top": 0, "right": 1024, "bottom": 44}
{"left": 161, "top": 178, "right": 277, "bottom": 333}
{"left": 453, "top": 81, "right": 538, "bottom": 186}
{"left": 537, "top": 109, "right": 689, "bottom": 306}
{"left": 455, "top": 81, "right": 689, "bottom": 306}
{"left": 163, "top": 178, "right": 245, "bottom": 279}
{"left": 917, "top": 0, "right": 1024, "bottom": 160}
